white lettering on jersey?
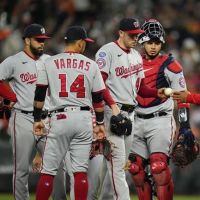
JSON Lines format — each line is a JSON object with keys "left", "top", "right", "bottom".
{"left": 115, "top": 63, "right": 143, "bottom": 78}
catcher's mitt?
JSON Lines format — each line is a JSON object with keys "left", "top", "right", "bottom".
{"left": 110, "top": 113, "right": 132, "bottom": 136}
{"left": 89, "top": 138, "right": 112, "bottom": 161}
{"left": 171, "top": 128, "right": 199, "bottom": 167}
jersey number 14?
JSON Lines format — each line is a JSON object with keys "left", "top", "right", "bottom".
{"left": 59, "top": 74, "right": 85, "bottom": 98}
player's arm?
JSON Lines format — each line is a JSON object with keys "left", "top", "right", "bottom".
{"left": 167, "top": 59, "right": 192, "bottom": 129}
{"left": 0, "top": 80, "right": 17, "bottom": 102}
{"left": 138, "top": 79, "right": 166, "bottom": 99}
{"left": 173, "top": 90, "right": 200, "bottom": 105}
{"left": 92, "top": 91, "right": 106, "bottom": 139}
{"left": 101, "top": 72, "right": 120, "bottom": 115}
{"left": 96, "top": 49, "right": 120, "bottom": 115}
{"left": 33, "top": 84, "right": 48, "bottom": 136}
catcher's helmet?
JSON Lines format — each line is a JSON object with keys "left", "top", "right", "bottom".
{"left": 138, "top": 19, "right": 165, "bottom": 44}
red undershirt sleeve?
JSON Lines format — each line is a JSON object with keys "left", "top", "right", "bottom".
{"left": 186, "top": 93, "right": 200, "bottom": 105}
{"left": 0, "top": 81, "right": 17, "bottom": 102}
{"left": 101, "top": 72, "right": 115, "bottom": 107}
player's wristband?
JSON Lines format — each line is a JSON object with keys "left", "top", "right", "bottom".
{"left": 96, "top": 120, "right": 104, "bottom": 125}
{"left": 33, "top": 107, "right": 42, "bottom": 122}
{"left": 95, "top": 111, "right": 104, "bottom": 125}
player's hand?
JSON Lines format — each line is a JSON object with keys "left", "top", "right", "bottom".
{"left": 111, "top": 103, "right": 120, "bottom": 116}
{"left": 123, "top": 160, "right": 131, "bottom": 171}
{"left": 173, "top": 90, "right": 190, "bottom": 103}
{"left": 93, "top": 124, "right": 106, "bottom": 139}
{"left": 8, "top": 101, "right": 16, "bottom": 109}
{"left": 33, "top": 121, "right": 45, "bottom": 136}
{"left": 32, "top": 153, "right": 42, "bottom": 173}
{"left": 157, "top": 88, "right": 168, "bottom": 99}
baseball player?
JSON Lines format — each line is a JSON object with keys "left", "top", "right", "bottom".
{"left": 0, "top": 24, "right": 66, "bottom": 200}
{"left": 33, "top": 26, "right": 106, "bottom": 200}
{"left": 127, "top": 19, "right": 191, "bottom": 200}
{"left": 95, "top": 18, "right": 167, "bottom": 200}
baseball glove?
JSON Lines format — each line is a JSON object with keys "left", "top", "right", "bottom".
{"left": 110, "top": 113, "right": 132, "bottom": 136}
{"left": 0, "top": 105, "right": 11, "bottom": 120}
{"left": 89, "top": 138, "right": 112, "bottom": 161}
{"left": 171, "top": 128, "right": 199, "bottom": 167}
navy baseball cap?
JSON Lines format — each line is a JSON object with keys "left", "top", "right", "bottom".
{"left": 119, "top": 18, "right": 144, "bottom": 34}
{"left": 64, "top": 26, "right": 94, "bottom": 43}
{"left": 22, "top": 24, "right": 50, "bottom": 39}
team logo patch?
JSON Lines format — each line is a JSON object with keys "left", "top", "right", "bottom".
{"left": 133, "top": 21, "right": 139, "bottom": 28}
{"left": 179, "top": 77, "right": 185, "bottom": 88}
{"left": 41, "top": 28, "right": 45, "bottom": 34}
{"left": 96, "top": 58, "right": 106, "bottom": 69}
{"left": 99, "top": 52, "right": 106, "bottom": 57}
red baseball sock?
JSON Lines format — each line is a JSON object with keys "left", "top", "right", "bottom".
{"left": 74, "top": 172, "right": 88, "bottom": 200}
{"left": 36, "top": 174, "right": 54, "bottom": 200}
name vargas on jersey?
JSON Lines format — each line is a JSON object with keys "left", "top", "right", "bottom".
{"left": 54, "top": 58, "right": 91, "bottom": 71}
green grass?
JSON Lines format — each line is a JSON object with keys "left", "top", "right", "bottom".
{"left": 0, "top": 194, "right": 200, "bottom": 200}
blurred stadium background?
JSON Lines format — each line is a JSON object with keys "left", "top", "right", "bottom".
{"left": 0, "top": 0, "right": 200, "bottom": 199}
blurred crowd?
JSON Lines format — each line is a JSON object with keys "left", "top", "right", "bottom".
{"left": 0, "top": 0, "right": 200, "bottom": 132}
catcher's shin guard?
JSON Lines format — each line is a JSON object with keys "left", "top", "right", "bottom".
{"left": 150, "top": 153, "right": 174, "bottom": 200}
{"left": 128, "top": 154, "right": 152, "bottom": 200}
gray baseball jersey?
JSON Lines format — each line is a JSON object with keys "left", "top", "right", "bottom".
{"left": 0, "top": 52, "right": 66, "bottom": 200}
{"left": 96, "top": 42, "right": 144, "bottom": 105}
{"left": 94, "top": 42, "right": 144, "bottom": 200}
{"left": 37, "top": 52, "right": 105, "bottom": 177}
{"left": 37, "top": 52, "right": 105, "bottom": 110}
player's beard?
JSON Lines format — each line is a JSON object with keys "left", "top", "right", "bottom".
{"left": 145, "top": 50, "right": 160, "bottom": 59}
{"left": 30, "top": 44, "right": 44, "bottom": 57}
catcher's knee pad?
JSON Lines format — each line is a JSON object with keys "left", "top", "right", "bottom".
{"left": 128, "top": 153, "right": 146, "bottom": 186}
{"left": 150, "top": 153, "right": 171, "bottom": 186}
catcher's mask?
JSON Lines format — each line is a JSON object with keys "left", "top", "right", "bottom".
{"left": 138, "top": 19, "right": 165, "bottom": 44}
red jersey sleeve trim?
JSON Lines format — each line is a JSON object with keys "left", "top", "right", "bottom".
{"left": 177, "top": 102, "right": 190, "bottom": 108}
{"left": 0, "top": 81, "right": 17, "bottom": 102}
{"left": 167, "top": 60, "right": 182, "bottom": 74}
{"left": 101, "top": 72, "right": 116, "bottom": 107}
{"left": 186, "top": 93, "right": 200, "bottom": 105}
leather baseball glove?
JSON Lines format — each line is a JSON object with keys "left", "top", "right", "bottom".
{"left": 0, "top": 105, "right": 11, "bottom": 120}
{"left": 89, "top": 137, "right": 112, "bottom": 161}
{"left": 171, "top": 128, "right": 199, "bottom": 167}
{"left": 110, "top": 113, "right": 132, "bottom": 136}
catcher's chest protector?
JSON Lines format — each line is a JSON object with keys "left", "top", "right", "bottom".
{"left": 137, "top": 55, "right": 174, "bottom": 108}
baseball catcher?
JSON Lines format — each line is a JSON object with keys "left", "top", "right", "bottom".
{"left": 110, "top": 112, "right": 132, "bottom": 136}
{"left": 90, "top": 137, "right": 112, "bottom": 161}
{"left": 171, "top": 127, "right": 199, "bottom": 167}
